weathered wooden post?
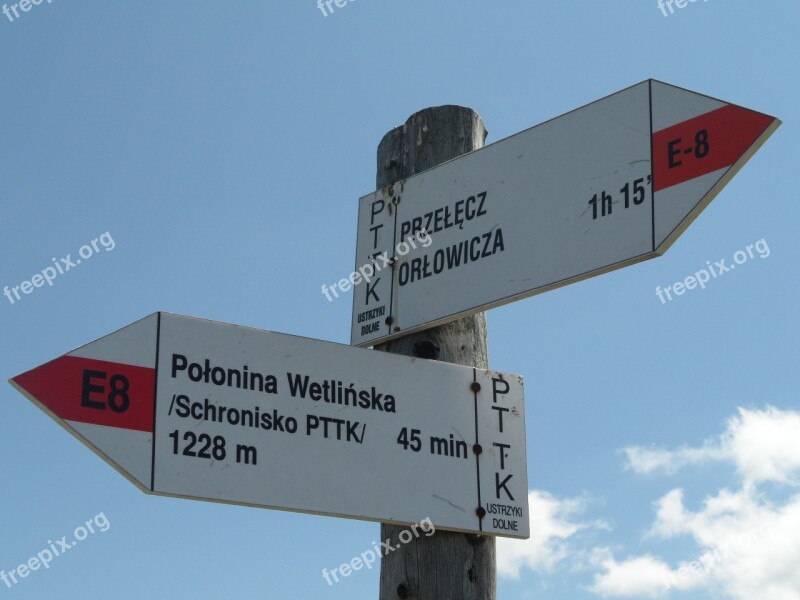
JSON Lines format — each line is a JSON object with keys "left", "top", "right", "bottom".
{"left": 375, "top": 105, "right": 495, "bottom": 600}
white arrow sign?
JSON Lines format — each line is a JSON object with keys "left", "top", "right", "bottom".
{"left": 351, "top": 80, "right": 780, "bottom": 346}
{"left": 10, "top": 313, "right": 528, "bottom": 538}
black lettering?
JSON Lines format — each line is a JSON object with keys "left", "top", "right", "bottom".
{"left": 443, "top": 205, "right": 453, "bottom": 228}
{"left": 370, "top": 387, "right": 384, "bottom": 411}
{"left": 421, "top": 254, "right": 432, "bottom": 278}
{"left": 365, "top": 277, "right": 381, "bottom": 304}
{"left": 370, "top": 199, "right": 384, "bottom": 226}
{"left": 81, "top": 370, "right": 106, "bottom": 410}
{"left": 492, "top": 377, "right": 510, "bottom": 402}
{"left": 492, "top": 405, "right": 509, "bottom": 432}
{"left": 191, "top": 400, "right": 203, "bottom": 420}
{"left": 434, "top": 207, "right": 444, "bottom": 232}
{"left": 482, "top": 232, "right": 492, "bottom": 257}
{"left": 668, "top": 138, "right": 682, "bottom": 168}
{"left": 433, "top": 249, "right": 444, "bottom": 273}
{"left": 398, "top": 263, "right": 409, "bottom": 286}
{"left": 446, "top": 243, "right": 463, "bottom": 268}
{"left": 361, "top": 322, "right": 380, "bottom": 335}
{"left": 424, "top": 211, "right": 434, "bottom": 232}
{"left": 493, "top": 442, "right": 511, "bottom": 470}
{"left": 476, "top": 191, "right": 487, "bottom": 216}
{"left": 175, "top": 395, "right": 191, "bottom": 418}
{"left": 171, "top": 354, "right": 187, "bottom": 378}
{"left": 370, "top": 224, "right": 383, "bottom": 248}
{"left": 470, "top": 236, "right": 481, "bottom": 261}
{"left": 107, "top": 375, "right": 130, "bottom": 413}
{"left": 272, "top": 411, "right": 285, "bottom": 432}
{"left": 455, "top": 200, "right": 465, "bottom": 227}
{"left": 411, "top": 258, "right": 422, "bottom": 283}
{"left": 287, "top": 373, "right": 310, "bottom": 397}
{"left": 492, "top": 228, "right": 505, "bottom": 254}
{"left": 306, "top": 414, "right": 319, "bottom": 435}
{"left": 465, "top": 196, "right": 477, "bottom": 219}
{"left": 695, "top": 129, "right": 709, "bottom": 158}
{"left": 495, "top": 473, "right": 514, "bottom": 501}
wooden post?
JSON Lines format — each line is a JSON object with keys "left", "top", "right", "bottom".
{"left": 375, "top": 106, "right": 494, "bottom": 600}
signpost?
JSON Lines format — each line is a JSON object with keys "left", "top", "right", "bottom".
{"left": 7, "top": 78, "right": 782, "bottom": 599}
{"left": 10, "top": 312, "right": 528, "bottom": 539}
{"left": 351, "top": 79, "right": 781, "bottom": 346}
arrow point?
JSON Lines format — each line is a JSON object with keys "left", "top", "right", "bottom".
{"left": 12, "top": 355, "right": 155, "bottom": 432}
{"left": 652, "top": 87, "right": 780, "bottom": 252}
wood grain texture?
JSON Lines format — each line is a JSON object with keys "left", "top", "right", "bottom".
{"left": 375, "top": 105, "right": 495, "bottom": 600}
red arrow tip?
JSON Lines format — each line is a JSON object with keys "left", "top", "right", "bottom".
{"left": 12, "top": 356, "right": 155, "bottom": 433}
{"left": 653, "top": 104, "right": 777, "bottom": 192}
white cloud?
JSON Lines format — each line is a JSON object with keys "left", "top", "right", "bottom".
{"left": 591, "top": 406, "right": 800, "bottom": 600}
{"left": 726, "top": 406, "right": 800, "bottom": 485}
{"left": 622, "top": 443, "right": 725, "bottom": 475}
{"left": 588, "top": 550, "right": 685, "bottom": 598}
{"left": 591, "top": 488, "right": 800, "bottom": 599}
{"left": 622, "top": 406, "right": 800, "bottom": 487}
{"left": 497, "top": 490, "right": 606, "bottom": 578}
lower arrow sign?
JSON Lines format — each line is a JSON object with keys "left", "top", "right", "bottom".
{"left": 10, "top": 312, "right": 529, "bottom": 539}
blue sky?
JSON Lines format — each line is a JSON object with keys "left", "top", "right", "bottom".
{"left": 1, "top": 1, "right": 798, "bottom": 599}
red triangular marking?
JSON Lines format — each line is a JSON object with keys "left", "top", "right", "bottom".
{"left": 653, "top": 104, "right": 776, "bottom": 191}
{"left": 12, "top": 356, "right": 155, "bottom": 432}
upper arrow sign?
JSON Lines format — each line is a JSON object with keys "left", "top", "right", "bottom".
{"left": 351, "top": 80, "right": 780, "bottom": 346}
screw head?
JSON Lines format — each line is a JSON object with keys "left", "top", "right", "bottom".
{"left": 385, "top": 316, "right": 393, "bottom": 325}
{"left": 473, "top": 444, "right": 483, "bottom": 455}
{"left": 476, "top": 507, "right": 486, "bottom": 519}
{"left": 470, "top": 381, "right": 481, "bottom": 392}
